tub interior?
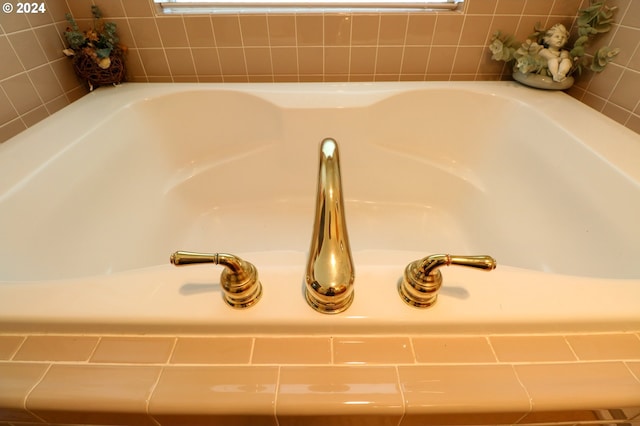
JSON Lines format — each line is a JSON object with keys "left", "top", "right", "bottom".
{"left": 1, "top": 86, "right": 638, "bottom": 281}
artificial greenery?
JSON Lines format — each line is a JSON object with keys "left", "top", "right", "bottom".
{"left": 489, "top": 1, "right": 620, "bottom": 79}
{"left": 63, "top": 6, "right": 121, "bottom": 69}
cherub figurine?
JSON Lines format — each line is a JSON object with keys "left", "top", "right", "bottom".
{"left": 538, "top": 24, "right": 572, "bottom": 82}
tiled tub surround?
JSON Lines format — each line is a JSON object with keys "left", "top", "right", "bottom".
{"left": 2, "top": 0, "right": 640, "bottom": 143}
{"left": 0, "top": 333, "right": 639, "bottom": 425}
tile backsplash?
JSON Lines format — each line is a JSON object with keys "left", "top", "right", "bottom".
{"left": 1, "top": 0, "right": 639, "bottom": 143}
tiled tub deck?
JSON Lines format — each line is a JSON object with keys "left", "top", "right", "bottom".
{"left": 1, "top": 332, "right": 639, "bottom": 426}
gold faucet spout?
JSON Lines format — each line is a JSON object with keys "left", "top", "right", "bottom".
{"left": 305, "top": 138, "right": 355, "bottom": 314}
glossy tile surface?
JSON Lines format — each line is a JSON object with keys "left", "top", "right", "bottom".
{"left": 253, "top": 337, "right": 331, "bottom": 364}
{"left": 0, "top": 363, "right": 49, "bottom": 422}
{"left": 150, "top": 366, "right": 278, "bottom": 425}
{"left": 27, "top": 364, "right": 161, "bottom": 425}
{"left": 333, "top": 337, "right": 414, "bottom": 364}
{"left": 171, "top": 337, "right": 253, "bottom": 364}
{"left": 1, "top": 331, "right": 639, "bottom": 423}
{"left": 490, "top": 335, "right": 576, "bottom": 362}
{"left": 566, "top": 333, "right": 640, "bottom": 360}
{"left": 514, "top": 362, "right": 640, "bottom": 410}
{"left": 91, "top": 336, "right": 175, "bottom": 363}
{"left": 277, "top": 366, "right": 403, "bottom": 416}
{"left": 412, "top": 336, "right": 496, "bottom": 363}
{"left": 399, "top": 364, "right": 530, "bottom": 420}
{"left": 13, "top": 335, "right": 98, "bottom": 362}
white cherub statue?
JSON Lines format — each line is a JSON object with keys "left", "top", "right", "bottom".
{"left": 538, "top": 24, "right": 573, "bottom": 82}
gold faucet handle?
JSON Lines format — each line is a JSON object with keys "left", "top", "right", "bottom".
{"left": 399, "top": 254, "right": 496, "bottom": 308}
{"left": 170, "top": 251, "right": 263, "bottom": 309}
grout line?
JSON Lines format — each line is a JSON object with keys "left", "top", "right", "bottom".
{"left": 248, "top": 336, "right": 256, "bottom": 364}
{"left": 394, "top": 365, "right": 406, "bottom": 426}
{"left": 145, "top": 365, "right": 165, "bottom": 426}
{"left": 22, "top": 362, "right": 53, "bottom": 424}
{"left": 273, "top": 365, "right": 282, "bottom": 426}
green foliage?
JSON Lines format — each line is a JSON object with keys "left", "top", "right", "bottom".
{"left": 489, "top": 0, "right": 620, "bottom": 79}
{"left": 63, "top": 6, "right": 121, "bottom": 60}
{"left": 577, "top": 1, "right": 617, "bottom": 36}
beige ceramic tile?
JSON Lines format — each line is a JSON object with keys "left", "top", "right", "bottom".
{"left": 400, "top": 411, "right": 525, "bottom": 426}
{"left": 171, "top": 337, "right": 252, "bottom": 364}
{"left": 90, "top": 336, "right": 175, "bottom": 364}
{"left": 519, "top": 409, "right": 601, "bottom": 424}
{"left": 432, "top": 14, "right": 464, "bottom": 45}
{"left": 459, "top": 15, "right": 493, "bottom": 45}
{"left": 268, "top": 15, "right": 296, "bottom": 46}
{"left": 121, "top": 0, "right": 154, "bottom": 17}
{"left": 324, "top": 15, "right": 351, "bottom": 46}
{"left": 149, "top": 366, "right": 278, "bottom": 426}
{"left": 277, "top": 365, "right": 403, "bottom": 424}
{"left": 2, "top": 74, "right": 41, "bottom": 115}
{"left": 333, "top": 337, "right": 414, "bottom": 364}
{"left": 378, "top": 14, "right": 408, "bottom": 46}
{"left": 627, "top": 361, "right": 640, "bottom": 382}
{"left": 413, "top": 336, "right": 496, "bottom": 363}
{"left": 566, "top": 334, "right": 640, "bottom": 361}
{"left": 211, "top": 15, "right": 243, "bottom": 47}
{"left": 27, "top": 364, "right": 161, "bottom": 425}
{"left": 514, "top": 362, "right": 640, "bottom": 410}
{"left": 156, "top": 17, "right": 189, "bottom": 48}
{"left": 0, "top": 363, "right": 49, "bottom": 422}
{"left": 351, "top": 14, "right": 380, "bottom": 46}
{"left": 165, "top": 48, "right": 197, "bottom": 76}
{"left": 405, "top": 14, "right": 436, "bottom": 45}
{"left": 184, "top": 17, "right": 216, "bottom": 48}
{"left": 296, "top": 15, "right": 324, "bottom": 46}
{"left": 8, "top": 30, "right": 47, "bottom": 70}
{"left": 129, "top": 18, "right": 162, "bottom": 48}
{"left": 398, "top": 365, "right": 530, "bottom": 425}
{"left": 13, "top": 335, "right": 99, "bottom": 362}
{"left": 490, "top": 335, "right": 577, "bottom": 362}
{"left": 253, "top": 337, "right": 331, "bottom": 364}
{"left": 239, "top": 15, "right": 269, "bottom": 47}
{"left": 0, "top": 335, "right": 25, "bottom": 359}
{"left": 244, "top": 47, "right": 273, "bottom": 75}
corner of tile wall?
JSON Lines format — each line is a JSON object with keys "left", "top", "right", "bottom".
{"left": 1, "top": 0, "right": 639, "bottom": 143}
{"left": 0, "top": 0, "right": 89, "bottom": 143}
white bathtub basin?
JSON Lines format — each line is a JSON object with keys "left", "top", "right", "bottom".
{"left": 0, "top": 82, "right": 638, "bottom": 334}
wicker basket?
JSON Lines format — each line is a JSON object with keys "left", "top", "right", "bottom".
{"left": 73, "top": 50, "right": 125, "bottom": 90}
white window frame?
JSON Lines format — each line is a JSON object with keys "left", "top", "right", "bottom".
{"left": 154, "top": 0, "right": 464, "bottom": 14}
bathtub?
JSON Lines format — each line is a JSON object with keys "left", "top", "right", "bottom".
{"left": 0, "top": 81, "right": 639, "bottom": 335}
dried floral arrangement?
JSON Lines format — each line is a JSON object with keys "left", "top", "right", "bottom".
{"left": 63, "top": 6, "right": 126, "bottom": 90}
{"left": 489, "top": 1, "right": 620, "bottom": 89}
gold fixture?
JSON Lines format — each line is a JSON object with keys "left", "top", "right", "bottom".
{"left": 170, "top": 251, "right": 263, "bottom": 308}
{"left": 305, "top": 138, "right": 355, "bottom": 314}
{"left": 399, "top": 254, "right": 496, "bottom": 308}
